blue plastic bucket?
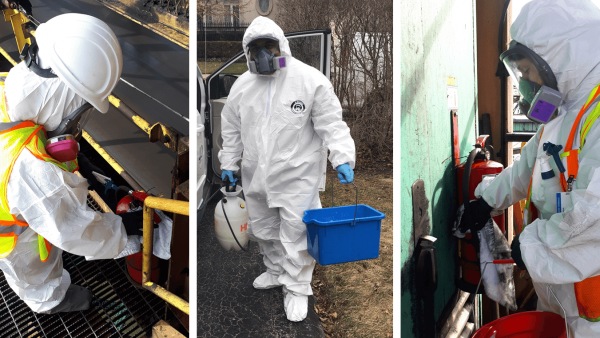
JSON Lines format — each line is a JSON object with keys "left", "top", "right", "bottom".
{"left": 302, "top": 204, "right": 385, "bottom": 265}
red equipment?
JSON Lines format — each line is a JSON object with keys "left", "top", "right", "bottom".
{"left": 456, "top": 135, "right": 504, "bottom": 293}
{"left": 116, "top": 190, "right": 161, "bottom": 284}
{"left": 472, "top": 311, "right": 567, "bottom": 338}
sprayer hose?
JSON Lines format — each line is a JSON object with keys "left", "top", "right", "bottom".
{"left": 221, "top": 199, "right": 248, "bottom": 251}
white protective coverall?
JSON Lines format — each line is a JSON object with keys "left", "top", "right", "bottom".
{"left": 480, "top": 0, "right": 600, "bottom": 335}
{"left": 219, "top": 17, "right": 355, "bottom": 318}
{"left": 1, "top": 62, "right": 127, "bottom": 313}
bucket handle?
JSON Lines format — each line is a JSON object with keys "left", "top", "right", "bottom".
{"left": 547, "top": 286, "right": 570, "bottom": 338}
{"left": 329, "top": 180, "right": 359, "bottom": 226}
{"left": 473, "top": 259, "right": 515, "bottom": 330}
{"left": 475, "top": 261, "right": 570, "bottom": 338}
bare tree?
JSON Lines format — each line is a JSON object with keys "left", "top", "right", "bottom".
{"left": 199, "top": 0, "right": 252, "bottom": 27}
{"left": 278, "top": 0, "right": 393, "bottom": 164}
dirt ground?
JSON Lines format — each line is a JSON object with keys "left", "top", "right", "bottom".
{"left": 312, "top": 164, "right": 393, "bottom": 338}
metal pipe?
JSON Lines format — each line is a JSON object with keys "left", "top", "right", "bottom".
{"left": 108, "top": 95, "right": 152, "bottom": 133}
{"left": 439, "top": 290, "right": 470, "bottom": 337}
{"left": 143, "top": 281, "right": 190, "bottom": 315}
{"left": 142, "top": 196, "right": 189, "bottom": 314}
{"left": 460, "top": 322, "right": 475, "bottom": 338}
{"left": 445, "top": 302, "right": 473, "bottom": 338}
{"left": 144, "top": 196, "right": 189, "bottom": 216}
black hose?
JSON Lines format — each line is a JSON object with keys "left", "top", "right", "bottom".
{"left": 462, "top": 148, "right": 481, "bottom": 207}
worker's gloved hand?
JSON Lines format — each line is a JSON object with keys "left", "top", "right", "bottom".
{"left": 511, "top": 234, "right": 526, "bottom": 270}
{"left": 336, "top": 163, "right": 354, "bottom": 184}
{"left": 120, "top": 211, "right": 144, "bottom": 237}
{"left": 458, "top": 198, "right": 493, "bottom": 232}
{"left": 221, "top": 170, "right": 237, "bottom": 186}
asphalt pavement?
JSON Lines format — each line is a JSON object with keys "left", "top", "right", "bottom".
{"left": 197, "top": 201, "right": 325, "bottom": 337}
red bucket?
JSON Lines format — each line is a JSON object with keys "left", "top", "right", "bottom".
{"left": 472, "top": 311, "right": 567, "bottom": 338}
{"left": 126, "top": 251, "right": 160, "bottom": 284}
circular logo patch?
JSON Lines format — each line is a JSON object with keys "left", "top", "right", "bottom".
{"left": 290, "top": 100, "right": 306, "bottom": 114}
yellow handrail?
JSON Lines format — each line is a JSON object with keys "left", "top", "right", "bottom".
{"left": 142, "top": 196, "right": 190, "bottom": 314}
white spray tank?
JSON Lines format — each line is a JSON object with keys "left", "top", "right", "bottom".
{"left": 214, "top": 183, "right": 249, "bottom": 251}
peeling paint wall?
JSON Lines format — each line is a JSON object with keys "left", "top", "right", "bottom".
{"left": 400, "top": 1, "right": 478, "bottom": 337}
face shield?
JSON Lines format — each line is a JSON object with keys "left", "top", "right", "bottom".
{"left": 247, "top": 38, "right": 286, "bottom": 75}
{"left": 500, "top": 41, "right": 562, "bottom": 123}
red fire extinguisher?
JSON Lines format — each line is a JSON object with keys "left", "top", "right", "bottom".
{"left": 455, "top": 135, "right": 504, "bottom": 293}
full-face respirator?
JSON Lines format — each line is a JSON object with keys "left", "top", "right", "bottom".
{"left": 45, "top": 103, "right": 94, "bottom": 162}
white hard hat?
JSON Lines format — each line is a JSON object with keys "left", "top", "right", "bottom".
{"left": 34, "top": 13, "right": 123, "bottom": 113}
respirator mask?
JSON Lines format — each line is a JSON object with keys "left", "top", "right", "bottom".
{"left": 247, "top": 39, "right": 286, "bottom": 75}
{"left": 45, "top": 103, "right": 94, "bottom": 162}
{"left": 500, "top": 41, "right": 562, "bottom": 124}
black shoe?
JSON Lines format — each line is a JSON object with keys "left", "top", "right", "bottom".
{"left": 42, "top": 284, "right": 92, "bottom": 314}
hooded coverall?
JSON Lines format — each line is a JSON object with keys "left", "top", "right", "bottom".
{"left": 480, "top": 0, "right": 600, "bottom": 335}
{"left": 219, "top": 17, "right": 355, "bottom": 301}
{"left": 0, "top": 62, "right": 127, "bottom": 313}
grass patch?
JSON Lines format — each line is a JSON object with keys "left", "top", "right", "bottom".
{"left": 198, "top": 61, "right": 248, "bottom": 76}
{"left": 313, "top": 167, "right": 393, "bottom": 338}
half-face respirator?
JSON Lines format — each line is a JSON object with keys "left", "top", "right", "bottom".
{"left": 500, "top": 41, "right": 562, "bottom": 124}
{"left": 248, "top": 47, "right": 286, "bottom": 75}
{"left": 45, "top": 103, "right": 94, "bottom": 162}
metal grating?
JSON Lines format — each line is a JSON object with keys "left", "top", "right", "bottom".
{"left": 0, "top": 255, "right": 167, "bottom": 337}
{"left": 0, "top": 194, "right": 168, "bottom": 337}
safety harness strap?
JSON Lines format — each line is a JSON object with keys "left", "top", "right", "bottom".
{"left": 559, "top": 84, "right": 600, "bottom": 191}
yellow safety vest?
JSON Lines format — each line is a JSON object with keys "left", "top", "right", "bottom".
{"left": 0, "top": 88, "right": 78, "bottom": 261}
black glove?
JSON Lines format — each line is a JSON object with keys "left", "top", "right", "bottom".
{"left": 120, "top": 210, "right": 160, "bottom": 237}
{"left": 458, "top": 198, "right": 493, "bottom": 232}
{"left": 120, "top": 211, "right": 144, "bottom": 237}
{"left": 511, "top": 234, "right": 526, "bottom": 270}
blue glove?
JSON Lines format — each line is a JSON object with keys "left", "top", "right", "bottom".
{"left": 336, "top": 163, "right": 354, "bottom": 184}
{"left": 221, "top": 170, "right": 237, "bottom": 186}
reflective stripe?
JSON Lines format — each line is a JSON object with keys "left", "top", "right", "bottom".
{"left": 0, "top": 223, "right": 28, "bottom": 235}
{"left": 37, "top": 235, "right": 50, "bottom": 262}
{"left": 0, "top": 85, "right": 9, "bottom": 123}
{"left": 0, "top": 122, "right": 23, "bottom": 131}
{"left": 0, "top": 233, "right": 16, "bottom": 259}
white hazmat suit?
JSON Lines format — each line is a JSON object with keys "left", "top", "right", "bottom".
{"left": 481, "top": 0, "right": 600, "bottom": 335}
{"left": 218, "top": 17, "right": 355, "bottom": 321}
{"left": 0, "top": 12, "right": 128, "bottom": 313}
{"left": 1, "top": 62, "right": 128, "bottom": 313}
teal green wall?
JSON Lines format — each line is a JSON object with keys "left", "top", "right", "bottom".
{"left": 401, "top": 1, "right": 478, "bottom": 337}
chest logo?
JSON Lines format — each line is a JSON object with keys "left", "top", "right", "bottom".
{"left": 290, "top": 100, "right": 306, "bottom": 114}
